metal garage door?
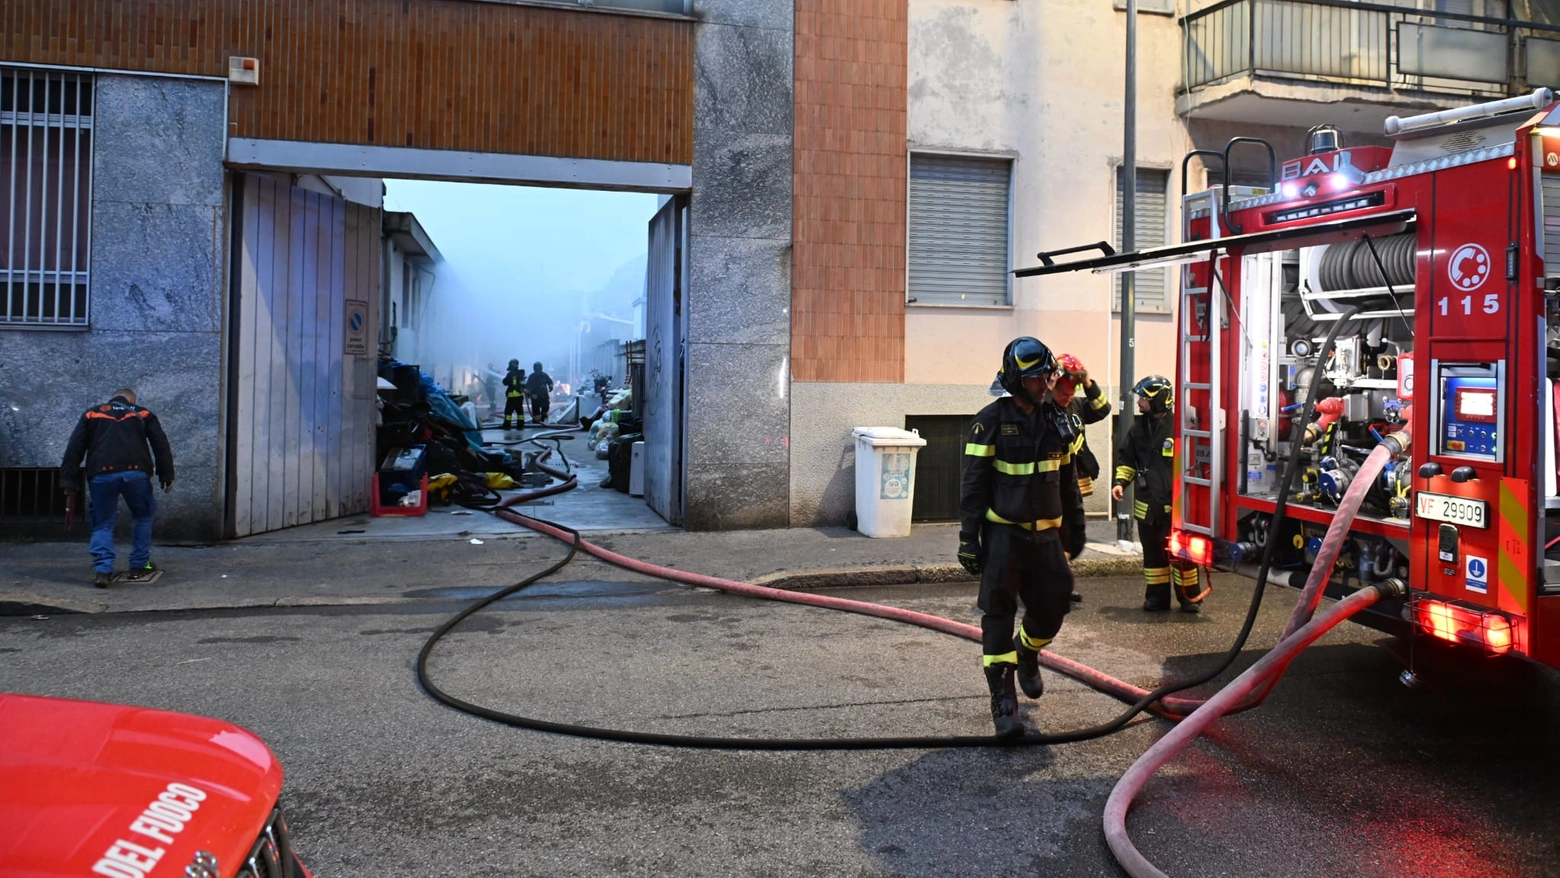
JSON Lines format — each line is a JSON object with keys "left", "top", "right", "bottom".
{"left": 227, "top": 173, "right": 379, "bottom": 536}
{"left": 642, "top": 195, "right": 686, "bottom": 525}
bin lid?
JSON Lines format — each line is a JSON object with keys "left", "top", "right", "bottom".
{"left": 852, "top": 427, "right": 927, "bottom": 448}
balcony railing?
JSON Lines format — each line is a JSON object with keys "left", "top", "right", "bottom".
{"left": 1183, "top": 0, "right": 1560, "bottom": 99}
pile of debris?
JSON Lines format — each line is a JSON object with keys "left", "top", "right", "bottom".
{"left": 375, "top": 360, "right": 558, "bottom": 509}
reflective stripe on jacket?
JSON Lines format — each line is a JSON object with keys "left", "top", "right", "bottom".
{"left": 1114, "top": 411, "right": 1175, "bottom": 520}
{"left": 960, "top": 397, "right": 1085, "bottom": 539}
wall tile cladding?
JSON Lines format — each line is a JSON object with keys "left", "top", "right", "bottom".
{"left": 0, "top": 0, "right": 693, "bottom": 165}
{"left": 791, "top": 0, "right": 907, "bottom": 384}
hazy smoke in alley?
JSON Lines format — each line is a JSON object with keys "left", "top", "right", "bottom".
{"left": 383, "top": 179, "right": 660, "bottom": 402}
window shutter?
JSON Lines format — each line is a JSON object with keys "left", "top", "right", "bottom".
{"left": 1114, "top": 167, "right": 1170, "bottom": 314}
{"left": 1113, "top": 0, "right": 1176, "bottom": 14}
{"left": 1541, "top": 175, "right": 1560, "bottom": 278}
{"left": 907, "top": 154, "right": 1011, "bottom": 307}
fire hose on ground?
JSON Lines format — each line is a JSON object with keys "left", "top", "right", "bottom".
{"left": 419, "top": 336, "right": 1413, "bottom": 871}
{"left": 1104, "top": 428, "right": 1408, "bottom": 877}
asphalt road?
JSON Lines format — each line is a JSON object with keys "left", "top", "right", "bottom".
{"left": 4, "top": 573, "right": 1558, "bottom": 877}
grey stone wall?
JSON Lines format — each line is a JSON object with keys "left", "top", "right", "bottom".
{"left": 0, "top": 75, "right": 228, "bottom": 542}
{"left": 790, "top": 382, "right": 1119, "bottom": 527}
{"left": 684, "top": 1, "right": 795, "bottom": 529}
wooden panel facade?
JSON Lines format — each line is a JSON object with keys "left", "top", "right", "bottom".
{"left": 791, "top": 0, "right": 908, "bottom": 384}
{"left": 0, "top": 0, "right": 692, "bottom": 165}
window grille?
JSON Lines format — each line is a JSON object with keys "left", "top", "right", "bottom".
{"left": 0, "top": 468, "right": 67, "bottom": 517}
{"left": 1, "top": 67, "right": 93, "bottom": 327}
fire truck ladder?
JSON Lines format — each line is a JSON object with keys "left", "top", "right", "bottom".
{"left": 1177, "top": 197, "right": 1220, "bottom": 539}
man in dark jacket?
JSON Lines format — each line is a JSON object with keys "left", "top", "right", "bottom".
{"left": 60, "top": 389, "right": 175, "bottom": 587}
{"left": 526, "top": 361, "right": 554, "bottom": 425}
{"left": 959, "top": 337, "right": 1087, "bottom": 738}
{"left": 1111, "top": 375, "right": 1209, "bottom": 612}
{"left": 501, "top": 360, "right": 527, "bottom": 432}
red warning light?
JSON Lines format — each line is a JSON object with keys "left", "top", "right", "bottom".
{"left": 1412, "top": 599, "right": 1515, "bottom": 656}
{"left": 1167, "top": 531, "right": 1214, "bottom": 566}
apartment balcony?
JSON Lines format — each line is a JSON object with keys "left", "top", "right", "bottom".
{"left": 1180, "top": 0, "right": 1560, "bottom": 134}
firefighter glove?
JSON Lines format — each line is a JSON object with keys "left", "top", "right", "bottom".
{"left": 1067, "top": 522, "right": 1087, "bottom": 561}
{"left": 958, "top": 532, "right": 982, "bottom": 576}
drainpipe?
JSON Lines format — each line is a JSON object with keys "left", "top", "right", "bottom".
{"left": 1117, "top": 0, "right": 1139, "bottom": 546}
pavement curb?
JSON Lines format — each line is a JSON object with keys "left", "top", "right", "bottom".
{"left": 0, "top": 592, "right": 106, "bottom": 615}
{"left": 752, "top": 553, "right": 1143, "bottom": 591}
{"left": 2, "top": 551, "right": 1146, "bottom": 616}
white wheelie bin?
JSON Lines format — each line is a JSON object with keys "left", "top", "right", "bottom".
{"left": 851, "top": 427, "right": 928, "bottom": 538}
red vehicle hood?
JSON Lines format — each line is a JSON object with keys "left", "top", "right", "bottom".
{"left": 0, "top": 693, "right": 284, "bottom": 878}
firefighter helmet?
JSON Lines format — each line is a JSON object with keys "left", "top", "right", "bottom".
{"left": 999, "top": 337, "right": 1059, "bottom": 401}
{"left": 509, "top": 359, "right": 520, "bottom": 369}
{"left": 1133, "top": 375, "right": 1174, "bottom": 414}
{"left": 1053, "top": 353, "right": 1087, "bottom": 404}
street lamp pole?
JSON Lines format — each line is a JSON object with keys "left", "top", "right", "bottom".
{"left": 1116, "top": 0, "right": 1139, "bottom": 547}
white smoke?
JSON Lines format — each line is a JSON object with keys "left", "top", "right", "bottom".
{"left": 382, "top": 180, "right": 657, "bottom": 402}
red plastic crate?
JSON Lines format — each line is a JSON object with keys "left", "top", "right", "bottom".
{"left": 371, "top": 472, "right": 429, "bottom": 517}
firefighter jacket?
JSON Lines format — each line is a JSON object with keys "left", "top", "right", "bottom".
{"left": 1061, "top": 381, "right": 1112, "bottom": 481}
{"left": 526, "top": 370, "right": 554, "bottom": 398}
{"left": 961, "top": 397, "right": 1086, "bottom": 542}
{"left": 503, "top": 369, "right": 526, "bottom": 398}
{"left": 1114, "top": 411, "right": 1175, "bottom": 521}
{"left": 59, "top": 397, "right": 175, "bottom": 492}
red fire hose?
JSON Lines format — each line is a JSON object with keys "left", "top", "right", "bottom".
{"left": 1104, "top": 419, "right": 1410, "bottom": 876}
{"left": 468, "top": 430, "right": 1414, "bottom": 876}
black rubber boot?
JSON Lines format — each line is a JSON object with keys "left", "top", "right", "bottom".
{"left": 984, "top": 665, "right": 1024, "bottom": 739}
{"left": 1143, "top": 583, "right": 1172, "bottom": 612}
{"left": 1013, "top": 642, "right": 1045, "bottom": 699}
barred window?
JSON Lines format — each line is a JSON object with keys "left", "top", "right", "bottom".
{"left": 1, "top": 67, "right": 93, "bottom": 327}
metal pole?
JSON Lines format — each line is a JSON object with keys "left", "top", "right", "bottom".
{"left": 1116, "top": 0, "right": 1139, "bottom": 546}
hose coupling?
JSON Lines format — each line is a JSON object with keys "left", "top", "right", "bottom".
{"left": 1373, "top": 577, "right": 1409, "bottom": 600}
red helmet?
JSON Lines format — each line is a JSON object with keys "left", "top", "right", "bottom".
{"left": 1053, "top": 354, "right": 1087, "bottom": 404}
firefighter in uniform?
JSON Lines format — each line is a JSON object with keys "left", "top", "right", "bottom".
{"left": 1111, "top": 376, "right": 1210, "bottom": 612}
{"left": 526, "top": 361, "right": 554, "bottom": 425}
{"left": 959, "top": 337, "right": 1088, "bottom": 738}
{"left": 501, "top": 360, "right": 527, "bottom": 432}
{"left": 1052, "top": 353, "right": 1113, "bottom": 504}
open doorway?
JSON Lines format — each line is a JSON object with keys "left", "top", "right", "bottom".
{"left": 225, "top": 175, "right": 682, "bottom": 536}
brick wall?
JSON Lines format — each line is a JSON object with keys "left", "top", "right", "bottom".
{"left": 791, "top": 0, "right": 907, "bottom": 383}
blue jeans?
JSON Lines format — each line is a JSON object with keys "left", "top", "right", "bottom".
{"left": 88, "top": 471, "right": 156, "bottom": 572}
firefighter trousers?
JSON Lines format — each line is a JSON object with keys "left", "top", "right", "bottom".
{"left": 977, "top": 524, "right": 1074, "bottom": 662}
{"left": 503, "top": 396, "right": 526, "bottom": 428}
{"left": 1137, "top": 513, "right": 1209, "bottom": 608}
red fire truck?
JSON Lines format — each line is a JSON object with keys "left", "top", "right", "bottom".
{"left": 1020, "top": 88, "right": 1560, "bottom": 670}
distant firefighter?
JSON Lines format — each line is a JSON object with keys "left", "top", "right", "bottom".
{"left": 502, "top": 359, "right": 527, "bottom": 431}
{"left": 526, "top": 361, "right": 554, "bottom": 424}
